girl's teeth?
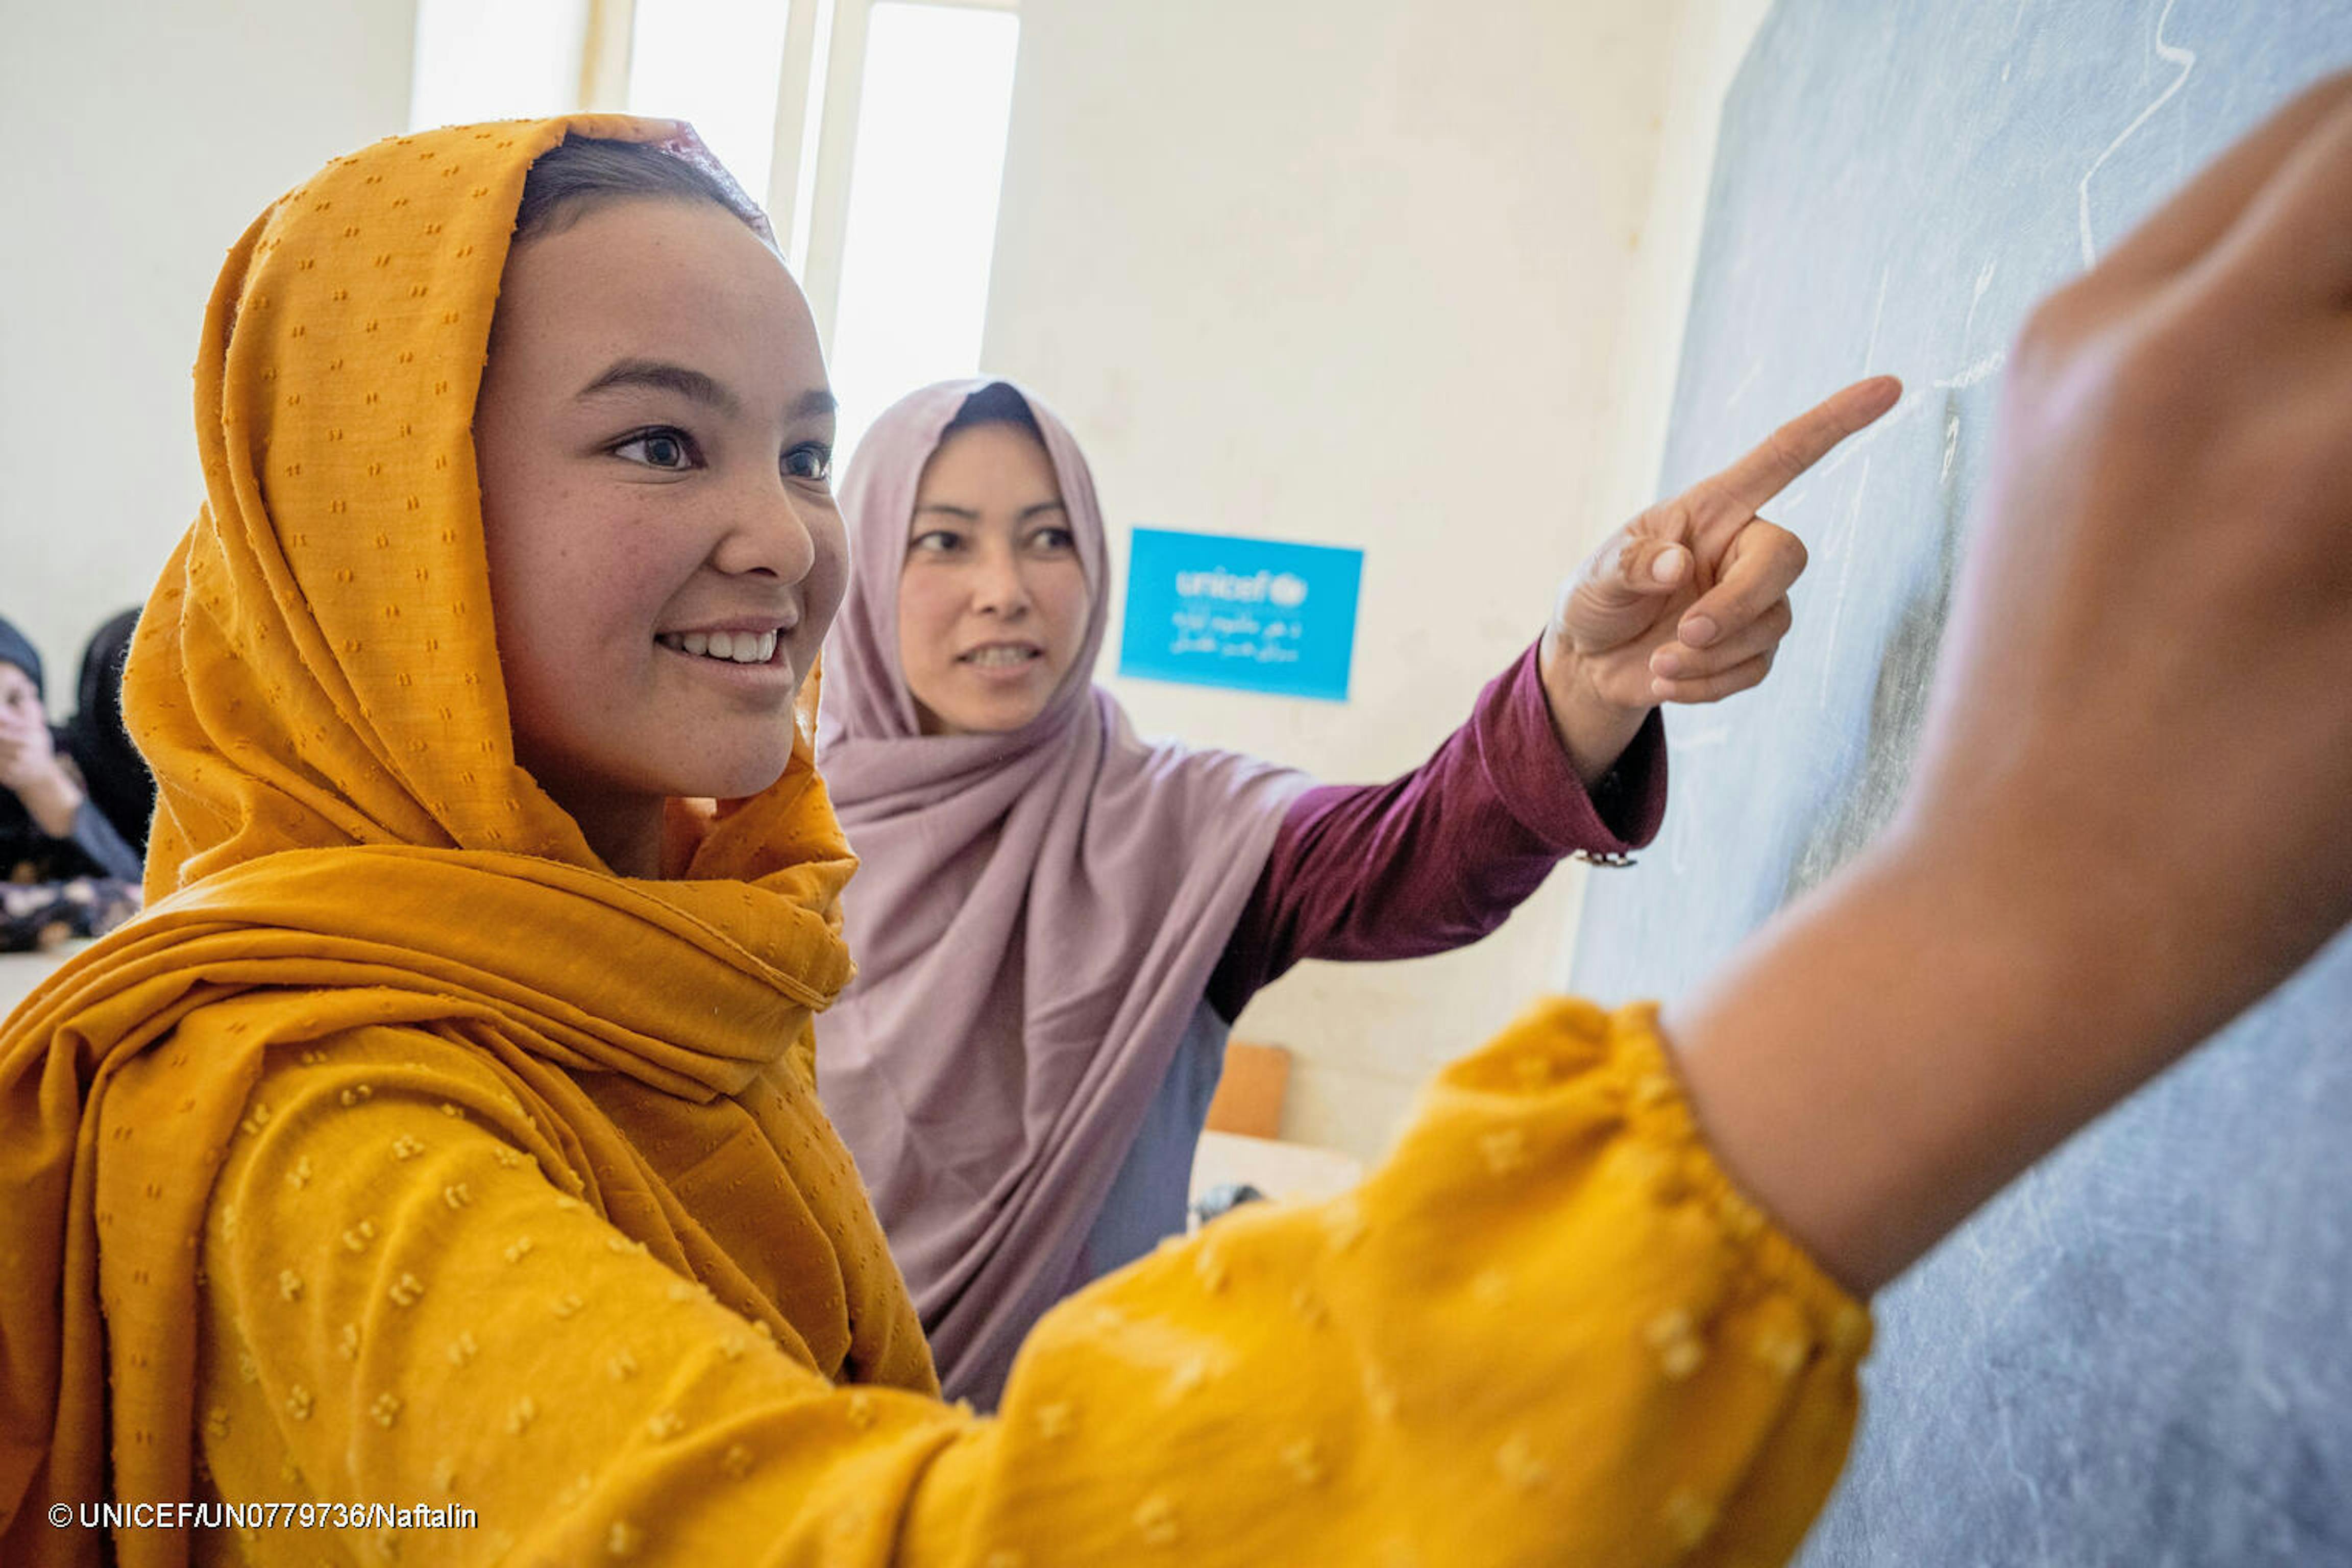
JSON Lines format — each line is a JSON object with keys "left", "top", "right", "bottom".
{"left": 663, "top": 630, "right": 779, "bottom": 664}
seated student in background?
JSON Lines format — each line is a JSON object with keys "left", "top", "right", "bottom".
{"left": 3, "top": 78, "right": 2349, "bottom": 1566}
{"left": 0, "top": 616, "right": 141, "bottom": 951}
{"left": 818, "top": 369, "right": 1891, "bottom": 1406}
{"left": 64, "top": 608, "right": 155, "bottom": 859}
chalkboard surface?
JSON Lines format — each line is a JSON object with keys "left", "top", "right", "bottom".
{"left": 1567, "top": 3, "right": 2352, "bottom": 1562}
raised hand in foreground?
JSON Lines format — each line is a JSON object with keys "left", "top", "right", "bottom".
{"left": 1669, "top": 71, "right": 2352, "bottom": 1296}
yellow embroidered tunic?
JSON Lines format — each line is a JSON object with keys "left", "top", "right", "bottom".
{"left": 0, "top": 117, "right": 1868, "bottom": 1568}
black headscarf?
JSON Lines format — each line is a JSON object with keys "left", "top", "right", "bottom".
{"left": 2, "top": 616, "right": 67, "bottom": 876}
{"left": 62, "top": 609, "right": 153, "bottom": 855}
{"left": 0, "top": 618, "right": 39, "bottom": 696}
{"left": 0, "top": 614, "right": 145, "bottom": 902}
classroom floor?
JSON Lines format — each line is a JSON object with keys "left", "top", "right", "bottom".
{"left": 1188, "top": 1129, "right": 1361, "bottom": 1211}
{"left": 1, "top": 943, "right": 76, "bottom": 1018}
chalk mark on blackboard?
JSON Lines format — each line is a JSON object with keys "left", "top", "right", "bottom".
{"left": 1726, "top": 359, "right": 1763, "bottom": 410}
{"left": 1817, "top": 456, "right": 1872, "bottom": 710}
{"left": 1863, "top": 263, "right": 1892, "bottom": 368}
{"left": 1988, "top": 1395, "right": 2050, "bottom": 1536}
{"left": 1801, "top": 387, "right": 1925, "bottom": 497}
{"left": 1782, "top": 486, "right": 1960, "bottom": 910}
{"left": 2077, "top": 0, "right": 2198, "bottom": 267}
{"left": 1933, "top": 351, "right": 2007, "bottom": 390}
{"left": 1667, "top": 723, "right": 1729, "bottom": 752}
{"left": 1963, "top": 259, "right": 1999, "bottom": 344}
{"left": 2249, "top": 1362, "right": 2291, "bottom": 1419}
{"left": 1668, "top": 785, "right": 1694, "bottom": 879}
{"left": 1792, "top": 349, "right": 2001, "bottom": 511}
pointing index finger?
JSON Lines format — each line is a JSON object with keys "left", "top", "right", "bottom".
{"left": 1708, "top": 376, "right": 1902, "bottom": 514}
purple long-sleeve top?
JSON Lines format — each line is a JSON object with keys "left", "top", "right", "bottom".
{"left": 1074, "top": 638, "right": 1667, "bottom": 1280}
{"left": 1209, "top": 638, "right": 1666, "bottom": 1019}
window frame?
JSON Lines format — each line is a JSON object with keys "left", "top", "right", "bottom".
{"left": 583, "top": 0, "right": 1019, "bottom": 348}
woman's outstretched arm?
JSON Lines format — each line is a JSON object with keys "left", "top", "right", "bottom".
{"left": 1208, "top": 377, "right": 1899, "bottom": 1018}
{"left": 1205, "top": 646, "right": 1663, "bottom": 1019}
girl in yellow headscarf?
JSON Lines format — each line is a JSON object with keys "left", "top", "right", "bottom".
{"left": 6, "top": 82, "right": 2352, "bottom": 1565}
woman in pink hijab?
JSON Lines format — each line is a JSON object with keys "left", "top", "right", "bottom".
{"left": 818, "top": 374, "right": 1893, "bottom": 1405}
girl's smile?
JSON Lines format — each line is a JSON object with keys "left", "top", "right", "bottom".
{"left": 474, "top": 194, "right": 846, "bottom": 873}
{"left": 655, "top": 622, "right": 793, "bottom": 669}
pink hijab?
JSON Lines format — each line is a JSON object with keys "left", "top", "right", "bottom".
{"left": 816, "top": 380, "right": 1308, "bottom": 1404}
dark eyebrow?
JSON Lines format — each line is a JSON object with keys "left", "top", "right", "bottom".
{"left": 577, "top": 363, "right": 838, "bottom": 427}
{"left": 911, "top": 500, "right": 1067, "bottom": 523}
{"left": 578, "top": 359, "right": 740, "bottom": 417}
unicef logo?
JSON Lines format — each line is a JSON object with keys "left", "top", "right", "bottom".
{"left": 1172, "top": 566, "right": 1309, "bottom": 607}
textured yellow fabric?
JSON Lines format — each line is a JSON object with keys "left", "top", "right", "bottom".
{"left": 0, "top": 116, "right": 920, "bottom": 1568}
{"left": 0, "top": 116, "right": 1871, "bottom": 1567}
{"left": 171, "top": 998, "right": 1865, "bottom": 1567}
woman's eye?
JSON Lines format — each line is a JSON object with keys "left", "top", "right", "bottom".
{"left": 910, "top": 530, "right": 965, "bottom": 555}
{"left": 613, "top": 429, "right": 696, "bottom": 471}
{"left": 783, "top": 443, "right": 832, "bottom": 482}
{"left": 1030, "top": 527, "right": 1077, "bottom": 553}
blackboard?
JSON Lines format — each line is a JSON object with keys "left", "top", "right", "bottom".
{"left": 1567, "top": 3, "right": 2352, "bottom": 1562}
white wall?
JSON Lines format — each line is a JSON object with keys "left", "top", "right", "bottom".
{"left": 0, "top": 0, "right": 418, "bottom": 707}
{"left": 1588, "top": 0, "right": 1776, "bottom": 531}
{"left": 1, "top": 0, "right": 1773, "bottom": 1168}
{"left": 1551, "top": 0, "right": 1775, "bottom": 977}
{"left": 982, "top": 0, "right": 1774, "bottom": 1162}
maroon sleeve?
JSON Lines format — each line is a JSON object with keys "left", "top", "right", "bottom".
{"left": 1205, "top": 640, "right": 1667, "bottom": 1021}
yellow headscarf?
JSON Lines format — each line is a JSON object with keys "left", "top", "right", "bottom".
{"left": 0, "top": 116, "right": 922, "bottom": 1564}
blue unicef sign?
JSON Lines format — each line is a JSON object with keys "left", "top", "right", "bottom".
{"left": 1117, "top": 527, "right": 1362, "bottom": 701}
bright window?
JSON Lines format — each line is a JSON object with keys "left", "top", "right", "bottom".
{"left": 413, "top": 0, "right": 1020, "bottom": 472}
{"left": 409, "top": 0, "right": 585, "bottom": 130}
{"left": 625, "top": 0, "right": 799, "bottom": 204}
{"left": 826, "top": 4, "right": 1021, "bottom": 464}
